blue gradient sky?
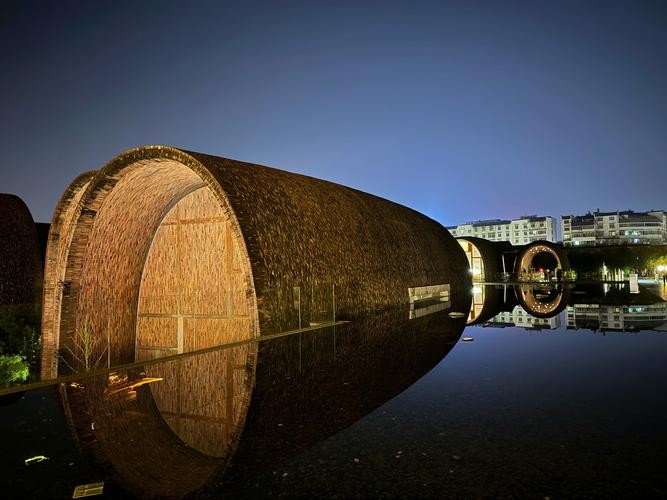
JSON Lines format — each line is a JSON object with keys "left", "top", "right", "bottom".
{"left": 1, "top": 0, "right": 666, "bottom": 224}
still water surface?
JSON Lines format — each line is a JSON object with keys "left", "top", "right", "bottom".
{"left": 2, "top": 284, "right": 667, "bottom": 498}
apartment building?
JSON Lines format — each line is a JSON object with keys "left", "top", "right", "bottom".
{"left": 447, "top": 215, "right": 557, "bottom": 246}
{"left": 561, "top": 210, "right": 667, "bottom": 246}
{"left": 566, "top": 303, "right": 667, "bottom": 331}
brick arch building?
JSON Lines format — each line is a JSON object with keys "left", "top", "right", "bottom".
{"left": 41, "top": 145, "right": 471, "bottom": 378}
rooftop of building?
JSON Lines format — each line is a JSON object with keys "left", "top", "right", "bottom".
{"left": 619, "top": 213, "right": 662, "bottom": 223}
{"left": 520, "top": 215, "right": 550, "bottom": 222}
{"left": 471, "top": 219, "right": 512, "bottom": 227}
{"left": 563, "top": 209, "right": 665, "bottom": 218}
{"left": 450, "top": 215, "right": 553, "bottom": 228}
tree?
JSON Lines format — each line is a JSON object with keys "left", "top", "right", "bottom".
{"left": 60, "top": 317, "right": 107, "bottom": 373}
{"left": 0, "top": 312, "right": 40, "bottom": 381}
{"left": 0, "top": 354, "right": 29, "bottom": 388}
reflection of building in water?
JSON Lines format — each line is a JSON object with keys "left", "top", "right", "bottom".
{"left": 60, "top": 345, "right": 254, "bottom": 498}
{"left": 488, "top": 306, "right": 561, "bottom": 330}
{"left": 408, "top": 284, "right": 450, "bottom": 319}
{"left": 409, "top": 297, "right": 450, "bottom": 319}
{"left": 468, "top": 282, "right": 667, "bottom": 332}
{"left": 145, "top": 343, "right": 254, "bottom": 457}
{"left": 468, "top": 286, "right": 486, "bottom": 323}
{"left": 466, "top": 284, "right": 519, "bottom": 325}
{"left": 468, "top": 284, "right": 566, "bottom": 329}
{"left": 59, "top": 306, "right": 467, "bottom": 498}
{"left": 566, "top": 303, "right": 667, "bottom": 331}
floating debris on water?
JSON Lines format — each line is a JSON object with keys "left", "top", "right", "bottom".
{"left": 24, "top": 455, "right": 49, "bottom": 465}
{"left": 72, "top": 482, "right": 104, "bottom": 498}
{"left": 462, "top": 337, "right": 474, "bottom": 342}
{"left": 448, "top": 312, "right": 465, "bottom": 318}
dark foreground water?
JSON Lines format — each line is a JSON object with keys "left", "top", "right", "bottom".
{"left": 2, "top": 284, "right": 667, "bottom": 498}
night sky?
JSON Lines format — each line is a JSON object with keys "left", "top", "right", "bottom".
{"left": 1, "top": 0, "right": 666, "bottom": 226}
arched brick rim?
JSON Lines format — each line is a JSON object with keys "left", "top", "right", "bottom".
{"left": 457, "top": 237, "right": 488, "bottom": 281}
{"left": 456, "top": 237, "right": 514, "bottom": 282}
{"left": 514, "top": 284, "right": 570, "bottom": 318}
{"left": 41, "top": 146, "right": 259, "bottom": 377}
{"left": 514, "top": 241, "right": 570, "bottom": 277}
{"left": 40, "top": 147, "right": 260, "bottom": 494}
{"left": 40, "top": 171, "right": 96, "bottom": 378}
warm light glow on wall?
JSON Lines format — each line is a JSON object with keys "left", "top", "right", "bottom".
{"left": 458, "top": 239, "right": 484, "bottom": 282}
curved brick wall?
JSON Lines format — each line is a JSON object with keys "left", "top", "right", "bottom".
{"left": 185, "top": 148, "right": 471, "bottom": 326}
{"left": 42, "top": 146, "right": 470, "bottom": 377}
{"left": 0, "top": 194, "right": 42, "bottom": 311}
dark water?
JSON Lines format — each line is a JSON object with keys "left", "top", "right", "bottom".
{"left": 2, "top": 284, "right": 667, "bottom": 498}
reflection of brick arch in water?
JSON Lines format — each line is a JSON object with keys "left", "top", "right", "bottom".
{"left": 514, "top": 285, "right": 570, "bottom": 318}
{"left": 59, "top": 347, "right": 254, "bottom": 498}
{"left": 467, "top": 284, "right": 519, "bottom": 325}
{"left": 60, "top": 305, "right": 466, "bottom": 497}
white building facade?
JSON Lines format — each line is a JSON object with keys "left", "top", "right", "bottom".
{"left": 447, "top": 215, "right": 557, "bottom": 246}
{"left": 561, "top": 210, "right": 667, "bottom": 246}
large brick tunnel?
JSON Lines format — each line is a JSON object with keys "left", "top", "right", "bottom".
{"left": 41, "top": 145, "right": 471, "bottom": 378}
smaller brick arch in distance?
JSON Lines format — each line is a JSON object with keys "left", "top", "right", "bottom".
{"left": 514, "top": 240, "right": 570, "bottom": 276}
{"left": 456, "top": 236, "right": 514, "bottom": 282}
